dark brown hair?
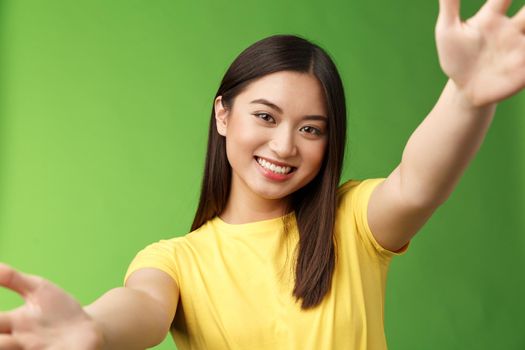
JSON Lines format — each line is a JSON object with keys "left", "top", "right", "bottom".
{"left": 191, "top": 34, "right": 347, "bottom": 309}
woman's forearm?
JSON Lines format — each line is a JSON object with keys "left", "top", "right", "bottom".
{"left": 399, "top": 78, "right": 497, "bottom": 206}
{"left": 84, "top": 287, "right": 172, "bottom": 350}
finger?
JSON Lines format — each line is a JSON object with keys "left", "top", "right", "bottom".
{"left": 512, "top": 5, "right": 525, "bottom": 30}
{"left": 438, "top": 0, "right": 461, "bottom": 26}
{"left": 0, "top": 335, "right": 22, "bottom": 350}
{"left": 0, "top": 312, "right": 13, "bottom": 333}
{"left": 0, "top": 263, "right": 40, "bottom": 297}
{"left": 484, "top": 0, "right": 513, "bottom": 14}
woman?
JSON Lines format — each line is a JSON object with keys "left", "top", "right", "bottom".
{"left": 1, "top": 0, "right": 524, "bottom": 349}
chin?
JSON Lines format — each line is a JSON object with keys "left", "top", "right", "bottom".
{"left": 255, "top": 190, "right": 289, "bottom": 201}
{"left": 251, "top": 185, "right": 293, "bottom": 201}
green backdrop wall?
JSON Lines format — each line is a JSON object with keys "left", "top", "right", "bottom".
{"left": 1, "top": 1, "right": 524, "bottom": 349}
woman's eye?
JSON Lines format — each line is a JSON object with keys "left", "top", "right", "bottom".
{"left": 254, "top": 113, "right": 275, "bottom": 123}
{"left": 301, "top": 126, "right": 322, "bottom": 136}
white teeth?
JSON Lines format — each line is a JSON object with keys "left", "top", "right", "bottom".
{"left": 256, "top": 157, "right": 292, "bottom": 175}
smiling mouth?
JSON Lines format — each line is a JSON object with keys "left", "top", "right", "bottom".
{"left": 254, "top": 156, "right": 296, "bottom": 175}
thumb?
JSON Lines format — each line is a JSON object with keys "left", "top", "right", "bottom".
{"left": 0, "top": 263, "right": 40, "bottom": 298}
{"left": 438, "top": 0, "right": 461, "bottom": 27}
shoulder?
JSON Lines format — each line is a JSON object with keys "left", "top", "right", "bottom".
{"left": 124, "top": 231, "right": 195, "bottom": 285}
{"left": 143, "top": 220, "right": 214, "bottom": 248}
{"left": 137, "top": 235, "right": 187, "bottom": 254}
{"left": 337, "top": 178, "right": 386, "bottom": 208}
{"left": 336, "top": 177, "right": 411, "bottom": 258}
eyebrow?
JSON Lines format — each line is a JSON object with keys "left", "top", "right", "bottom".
{"left": 249, "top": 98, "right": 327, "bottom": 122}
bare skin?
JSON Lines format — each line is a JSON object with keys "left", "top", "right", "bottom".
{"left": 368, "top": 0, "right": 525, "bottom": 252}
{"left": 1, "top": 0, "right": 524, "bottom": 348}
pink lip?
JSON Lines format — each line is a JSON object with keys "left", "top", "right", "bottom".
{"left": 254, "top": 158, "right": 295, "bottom": 182}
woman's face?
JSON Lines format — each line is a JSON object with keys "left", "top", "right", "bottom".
{"left": 215, "top": 70, "right": 328, "bottom": 204}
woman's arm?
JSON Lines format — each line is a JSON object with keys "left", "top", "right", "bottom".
{"left": 399, "top": 80, "right": 496, "bottom": 207}
{"left": 85, "top": 269, "right": 179, "bottom": 350}
{"left": 0, "top": 264, "right": 178, "bottom": 350}
{"left": 366, "top": 0, "right": 525, "bottom": 252}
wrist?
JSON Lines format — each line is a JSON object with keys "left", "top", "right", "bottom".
{"left": 89, "top": 318, "right": 107, "bottom": 350}
{"left": 83, "top": 306, "right": 108, "bottom": 350}
{"left": 447, "top": 79, "right": 497, "bottom": 114}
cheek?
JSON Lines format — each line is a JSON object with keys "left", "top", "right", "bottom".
{"left": 303, "top": 141, "right": 327, "bottom": 169}
{"left": 229, "top": 118, "right": 266, "bottom": 148}
{"left": 225, "top": 120, "right": 264, "bottom": 162}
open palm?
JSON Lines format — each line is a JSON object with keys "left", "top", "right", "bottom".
{"left": 0, "top": 264, "right": 101, "bottom": 350}
{"left": 436, "top": 0, "right": 525, "bottom": 106}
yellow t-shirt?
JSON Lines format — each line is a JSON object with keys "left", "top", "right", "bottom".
{"left": 124, "top": 178, "right": 410, "bottom": 349}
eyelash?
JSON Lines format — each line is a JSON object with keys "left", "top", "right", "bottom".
{"left": 254, "top": 113, "right": 323, "bottom": 136}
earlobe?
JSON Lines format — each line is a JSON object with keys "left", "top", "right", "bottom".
{"left": 214, "top": 96, "right": 228, "bottom": 137}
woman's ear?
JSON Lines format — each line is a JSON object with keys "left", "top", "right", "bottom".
{"left": 214, "top": 96, "right": 229, "bottom": 136}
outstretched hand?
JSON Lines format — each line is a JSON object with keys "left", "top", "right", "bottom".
{"left": 0, "top": 263, "right": 102, "bottom": 350}
{"left": 436, "top": 0, "right": 525, "bottom": 106}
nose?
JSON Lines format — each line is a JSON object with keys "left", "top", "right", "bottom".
{"left": 268, "top": 127, "right": 297, "bottom": 158}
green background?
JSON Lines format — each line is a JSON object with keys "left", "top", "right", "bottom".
{"left": 1, "top": 1, "right": 524, "bottom": 349}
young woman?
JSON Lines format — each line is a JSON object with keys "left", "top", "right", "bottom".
{"left": 1, "top": 0, "right": 524, "bottom": 349}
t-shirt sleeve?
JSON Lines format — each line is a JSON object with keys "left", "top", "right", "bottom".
{"left": 338, "top": 178, "right": 410, "bottom": 260}
{"left": 123, "top": 238, "right": 181, "bottom": 286}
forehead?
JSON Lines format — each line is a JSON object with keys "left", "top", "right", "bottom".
{"left": 235, "top": 71, "right": 327, "bottom": 115}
